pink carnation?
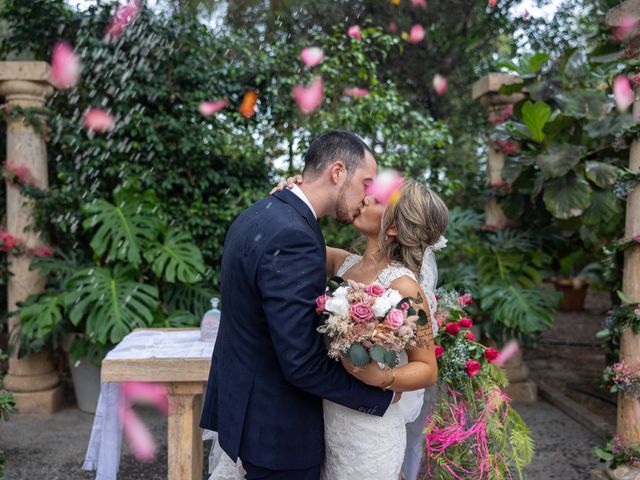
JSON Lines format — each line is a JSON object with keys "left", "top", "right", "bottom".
{"left": 385, "top": 308, "right": 404, "bottom": 328}
{"left": 365, "top": 284, "right": 385, "bottom": 297}
{"left": 466, "top": 359, "right": 481, "bottom": 377}
{"left": 316, "top": 295, "right": 329, "bottom": 313}
{"left": 445, "top": 322, "right": 460, "bottom": 335}
{"left": 484, "top": 348, "right": 499, "bottom": 363}
{"left": 350, "top": 302, "right": 374, "bottom": 323}
{"left": 435, "top": 345, "right": 444, "bottom": 358}
{"left": 466, "top": 331, "right": 475, "bottom": 342}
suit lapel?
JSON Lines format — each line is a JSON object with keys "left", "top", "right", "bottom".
{"left": 272, "top": 189, "right": 325, "bottom": 259}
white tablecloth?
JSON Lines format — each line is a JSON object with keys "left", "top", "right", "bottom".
{"left": 82, "top": 329, "right": 214, "bottom": 479}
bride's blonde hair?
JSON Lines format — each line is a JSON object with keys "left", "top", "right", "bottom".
{"left": 379, "top": 180, "right": 448, "bottom": 276}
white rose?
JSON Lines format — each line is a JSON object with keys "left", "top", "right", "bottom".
{"left": 385, "top": 289, "right": 402, "bottom": 306}
{"left": 333, "top": 286, "right": 348, "bottom": 298}
{"left": 372, "top": 296, "right": 393, "bottom": 318}
{"left": 325, "top": 296, "right": 349, "bottom": 316}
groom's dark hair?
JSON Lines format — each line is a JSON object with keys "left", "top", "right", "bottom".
{"left": 302, "top": 131, "right": 374, "bottom": 180}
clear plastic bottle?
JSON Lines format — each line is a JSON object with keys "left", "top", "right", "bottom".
{"left": 200, "top": 297, "right": 220, "bottom": 342}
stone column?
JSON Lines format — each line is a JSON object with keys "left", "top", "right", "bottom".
{"left": 0, "top": 61, "right": 63, "bottom": 413}
{"left": 605, "top": 4, "right": 640, "bottom": 478}
{"left": 472, "top": 73, "right": 537, "bottom": 401}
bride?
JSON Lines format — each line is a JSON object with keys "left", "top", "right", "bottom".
{"left": 207, "top": 177, "right": 447, "bottom": 480}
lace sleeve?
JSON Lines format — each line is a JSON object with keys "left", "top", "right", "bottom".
{"left": 335, "top": 254, "right": 362, "bottom": 278}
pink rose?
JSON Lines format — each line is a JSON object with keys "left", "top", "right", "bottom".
{"left": 350, "top": 302, "right": 374, "bottom": 323}
{"left": 399, "top": 302, "right": 410, "bottom": 311}
{"left": 459, "top": 317, "right": 473, "bottom": 328}
{"left": 445, "top": 322, "right": 460, "bottom": 335}
{"left": 365, "top": 284, "right": 385, "bottom": 297}
{"left": 484, "top": 348, "right": 499, "bottom": 363}
{"left": 385, "top": 308, "right": 404, "bottom": 328}
{"left": 465, "top": 360, "right": 481, "bottom": 377}
{"left": 466, "top": 331, "right": 475, "bottom": 342}
{"left": 315, "top": 295, "right": 329, "bottom": 313}
{"left": 435, "top": 345, "right": 444, "bottom": 358}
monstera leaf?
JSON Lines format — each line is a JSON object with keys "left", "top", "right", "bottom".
{"left": 144, "top": 228, "right": 205, "bottom": 284}
{"left": 66, "top": 264, "right": 159, "bottom": 344}
{"left": 585, "top": 161, "right": 622, "bottom": 188}
{"left": 19, "top": 292, "right": 66, "bottom": 340}
{"left": 82, "top": 188, "right": 163, "bottom": 268}
{"left": 521, "top": 100, "right": 551, "bottom": 142}
{"left": 543, "top": 173, "right": 592, "bottom": 219}
{"left": 166, "top": 309, "right": 200, "bottom": 327}
{"left": 536, "top": 144, "right": 582, "bottom": 178}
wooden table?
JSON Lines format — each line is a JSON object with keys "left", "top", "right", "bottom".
{"left": 101, "top": 328, "right": 211, "bottom": 480}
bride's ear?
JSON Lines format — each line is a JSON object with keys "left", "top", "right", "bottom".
{"left": 385, "top": 226, "right": 398, "bottom": 238}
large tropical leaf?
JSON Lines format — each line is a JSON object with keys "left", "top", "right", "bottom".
{"left": 521, "top": 100, "right": 551, "bottom": 142}
{"left": 536, "top": 144, "right": 582, "bottom": 178}
{"left": 444, "top": 207, "right": 483, "bottom": 243}
{"left": 543, "top": 173, "right": 592, "bottom": 219}
{"left": 554, "top": 89, "right": 609, "bottom": 120}
{"left": 167, "top": 309, "right": 200, "bottom": 327}
{"left": 82, "top": 189, "right": 163, "bottom": 268}
{"left": 66, "top": 264, "right": 159, "bottom": 344}
{"left": 480, "top": 283, "right": 559, "bottom": 334}
{"left": 29, "top": 249, "right": 87, "bottom": 290}
{"left": 584, "top": 113, "right": 635, "bottom": 138}
{"left": 19, "top": 292, "right": 66, "bottom": 340}
{"left": 163, "top": 281, "right": 216, "bottom": 319}
{"left": 585, "top": 161, "right": 622, "bottom": 188}
{"left": 144, "top": 228, "right": 205, "bottom": 283}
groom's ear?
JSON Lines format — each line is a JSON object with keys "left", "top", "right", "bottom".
{"left": 329, "top": 161, "right": 347, "bottom": 185}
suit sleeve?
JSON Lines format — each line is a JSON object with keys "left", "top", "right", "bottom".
{"left": 257, "top": 227, "right": 393, "bottom": 416}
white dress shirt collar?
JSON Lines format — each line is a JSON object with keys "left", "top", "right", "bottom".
{"left": 289, "top": 184, "right": 317, "bottom": 219}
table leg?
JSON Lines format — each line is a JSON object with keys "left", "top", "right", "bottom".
{"left": 167, "top": 381, "right": 204, "bottom": 480}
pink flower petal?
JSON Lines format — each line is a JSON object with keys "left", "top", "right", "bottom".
{"left": 366, "top": 170, "right": 404, "bottom": 205}
{"left": 432, "top": 74, "right": 448, "bottom": 95}
{"left": 523, "top": 9, "right": 530, "bottom": 20}
{"left": 292, "top": 77, "right": 324, "bottom": 115}
{"left": 411, "top": 0, "right": 427, "bottom": 7}
{"left": 122, "top": 381, "right": 169, "bottom": 414}
{"left": 613, "top": 15, "right": 638, "bottom": 43}
{"left": 198, "top": 100, "right": 228, "bottom": 117}
{"left": 300, "top": 47, "right": 324, "bottom": 67}
{"left": 388, "top": 21, "right": 398, "bottom": 33}
{"left": 343, "top": 88, "right": 369, "bottom": 97}
{"left": 120, "top": 407, "right": 157, "bottom": 463}
{"left": 348, "top": 25, "right": 362, "bottom": 40}
{"left": 51, "top": 42, "right": 81, "bottom": 90}
{"left": 614, "top": 75, "right": 633, "bottom": 112}
{"left": 408, "top": 24, "right": 425, "bottom": 43}
{"left": 83, "top": 108, "right": 115, "bottom": 133}
{"left": 31, "top": 246, "right": 54, "bottom": 257}
{"left": 105, "top": 0, "right": 142, "bottom": 42}
{"left": 493, "top": 340, "right": 519, "bottom": 368}
{"left": 488, "top": 0, "right": 497, "bottom": 7}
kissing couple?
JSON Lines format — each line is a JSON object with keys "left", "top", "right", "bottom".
{"left": 201, "top": 130, "right": 448, "bottom": 480}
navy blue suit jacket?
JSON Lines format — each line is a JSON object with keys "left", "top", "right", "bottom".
{"left": 199, "top": 189, "right": 393, "bottom": 470}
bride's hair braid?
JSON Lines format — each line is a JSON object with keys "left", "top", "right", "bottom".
{"left": 378, "top": 180, "right": 448, "bottom": 276}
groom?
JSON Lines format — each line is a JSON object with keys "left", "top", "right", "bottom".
{"left": 200, "top": 131, "right": 395, "bottom": 479}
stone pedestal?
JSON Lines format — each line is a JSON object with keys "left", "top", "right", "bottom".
{"left": 0, "top": 61, "right": 63, "bottom": 414}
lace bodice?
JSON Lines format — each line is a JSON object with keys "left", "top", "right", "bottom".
{"left": 336, "top": 254, "right": 418, "bottom": 288}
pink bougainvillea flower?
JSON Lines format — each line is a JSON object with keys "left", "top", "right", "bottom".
{"left": 432, "top": 74, "right": 448, "bottom": 95}
{"left": 239, "top": 90, "right": 259, "bottom": 118}
{"left": 388, "top": 21, "right": 398, "bottom": 33}
{"left": 488, "top": 0, "right": 497, "bottom": 7}
{"left": 31, "top": 246, "right": 54, "bottom": 257}
{"left": 300, "top": 47, "right": 324, "bottom": 67}
{"left": 348, "top": 25, "right": 362, "bottom": 40}
{"left": 408, "top": 24, "right": 425, "bottom": 43}
{"left": 496, "top": 139, "right": 518, "bottom": 155}
{"left": 2, "top": 160, "right": 36, "bottom": 188}
{"left": 613, "top": 15, "right": 639, "bottom": 43}
{"left": 51, "top": 41, "right": 81, "bottom": 89}
{"left": 633, "top": 233, "right": 640, "bottom": 243}
{"left": 614, "top": 76, "right": 633, "bottom": 112}
{"left": 83, "top": 108, "right": 115, "bottom": 132}
{"left": 198, "top": 100, "right": 228, "bottom": 117}
{"left": 493, "top": 340, "right": 519, "bottom": 368}
{"left": 411, "top": 0, "right": 427, "bottom": 7}
{"left": 366, "top": 170, "right": 404, "bottom": 205}
{"left": 292, "top": 77, "right": 324, "bottom": 115}
{"left": 343, "top": 88, "right": 369, "bottom": 97}
{"left": 0, "top": 231, "right": 15, "bottom": 252}
{"left": 105, "top": 0, "right": 142, "bottom": 41}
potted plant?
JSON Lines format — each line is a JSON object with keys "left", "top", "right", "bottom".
{"left": 550, "top": 250, "right": 602, "bottom": 311}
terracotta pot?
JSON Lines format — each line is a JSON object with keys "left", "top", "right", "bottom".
{"left": 551, "top": 277, "right": 590, "bottom": 311}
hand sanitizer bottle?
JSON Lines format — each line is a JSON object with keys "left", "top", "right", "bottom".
{"left": 200, "top": 297, "right": 220, "bottom": 342}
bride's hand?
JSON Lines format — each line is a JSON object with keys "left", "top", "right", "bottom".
{"left": 341, "top": 356, "right": 394, "bottom": 390}
{"left": 269, "top": 174, "right": 303, "bottom": 195}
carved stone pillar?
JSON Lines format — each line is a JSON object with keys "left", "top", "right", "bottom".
{"left": 0, "top": 61, "right": 63, "bottom": 413}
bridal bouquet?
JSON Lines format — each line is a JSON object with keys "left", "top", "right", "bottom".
{"left": 316, "top": 276, "right": 429, "bottom": 367}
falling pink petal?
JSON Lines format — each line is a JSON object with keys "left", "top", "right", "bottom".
{"left": 411, "top": 0, "right": 427, "bottom": 7}
{"left": 432, "top": 74, "right": 448, "bottom": 95}
{"left": 366, "top": 170, "right": 404, "bottom": 205}
{"left": 343, "top": 88, "right": 369, "bottom": 97}
{"left": 51, "top": 42, "right": 81, "bottom": 90}
{"left": 493, "top": 340, "right": 519, "bottom": 368}
{"left": 121, "top": 382, "right": 169, "bottom": 414}
{"left": 120, "top": 407, "right": 157, "bottom": 463}
{"left": 198, "top": 100, "right": 228, "bottom": 117}
{"left": 488, "top": 0, "right": 497, "bottom": 7}
{"left": 408, "top": 24, "right": 425, "bottom": 43}
{"left": 614, "top": 76, "right": 633, "bottom": 112}
{"left": 348, "top": 25, "right": 362, "bottom": 40}
{"left": 83, "top": 108, "right": 115, "bottom": 132}
{"left": 292, "top": 77, "right": 324, "bottom": 115}
{"left": 300, "top": 47, "right": 324, "bottom": 67}
{"left": 388, "top": 21, "right": 398, "bottom": 33}
{"left": 613, "top": 15, "right": 638, "bottom": 42}
{"left": 105, "top": 0, "right": 142, "bottom": 41}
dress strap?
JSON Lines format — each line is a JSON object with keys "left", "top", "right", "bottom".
{"left": 376, "top": 263, "right": 417, "bottom": 289}
{"left": 335, "top": 254, "right": 362, "bottom": 278}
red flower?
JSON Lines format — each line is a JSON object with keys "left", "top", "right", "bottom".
{"left": 445, "top": 322, "right": 460, "bottom": 335}
{"left": 484, "top": 348, "right": 499, "bottom": 363}
{"left": 466, "top": 331, "right": 475, "bottom": 342}
{"left": 31, "top": 246, "right": 54, "bottom": 257}
{"left": 0, "top": 232, "right": 15, "bottom": 252}
{"left": 496, "top": 140, "right": 518, "bottom": 155}
{"left": 465, "top": 359, "right": 481, "bottom": 377}
{"left": 459, "top": 317, "right": 473, "bottom": 328}
{"left": 434, "top": 345, "right": 444, "bottom": 358}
